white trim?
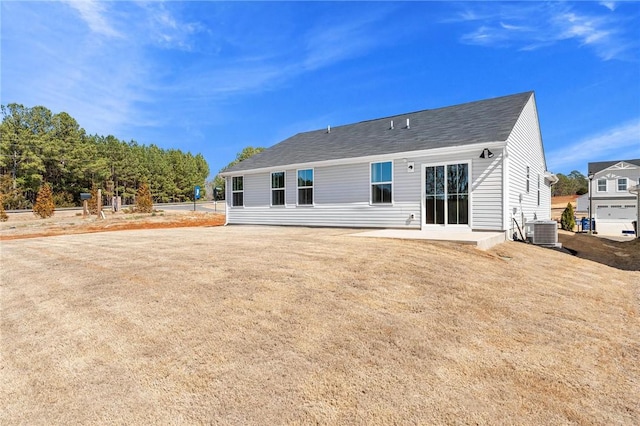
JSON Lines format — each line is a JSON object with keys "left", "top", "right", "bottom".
{"left": 270, "top": 171, "right": 286, "bottom": 207}
{"left": 616, "top": 177, "right": 628, "bottom": 192}
{"left": 369, "top": 160, "right": 394, "bottom": 205}
{"left": 597, "top": 178, "right": 607, "bottom": 192}
{"left": 421, "top": 160, "right": 472, "bottom": 230}
{"left": 220, "top": 142, "right": 506, "bottom": 177}
{"left": 296, "top": 168, "right": 314, "bottom": 206}
{"left": 224, "top": 176, "right": 230, "bottom": 225}
{"left": 503, "top": 148, "right": 510, "bottom": 235}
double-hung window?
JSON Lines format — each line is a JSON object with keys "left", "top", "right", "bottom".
{"left": 371, "top": 161, "right": 392, "bottom": 204}
{"left": 597, "top": 178, "right": 607, "bottom": 192}
{"left": 617, "top": 178, "right": 628, "bottom": 192}
{"left": 231, "top": 176, "right": 243, "bottom": 207}
{"left": 271, "top": 171, "right": 285, "bottom": 206}
{"left": 297, "top": 169, "right": 313, "bottom": 205}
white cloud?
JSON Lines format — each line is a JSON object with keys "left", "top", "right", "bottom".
{"left": 456, "top": 3, "right": 636, "bottom": 61}
{"left": 600, "top": 2, "right": 617, "bottom": 12}
{"left": 546, "top": 119, "right": 640, "bottom": 172}
{"left": 63, "top": 0, "right": 122, "bottom": 38}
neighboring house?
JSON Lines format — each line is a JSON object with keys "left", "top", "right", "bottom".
{"left": 577, "top": 159, "right": 640, "bottom": 235}
{"left": 220, "top": 91, "right": 556, "bottom": 240}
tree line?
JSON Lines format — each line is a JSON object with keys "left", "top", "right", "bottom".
{"left": 0, "top": 104, "right": 209, "bottom": 209}
{"left": 552, "top": 170, "right": 588, "bottom": 197}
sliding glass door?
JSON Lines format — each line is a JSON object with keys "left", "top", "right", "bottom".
{"left": 425, "top": 163, "right": 469, "bottom": 225}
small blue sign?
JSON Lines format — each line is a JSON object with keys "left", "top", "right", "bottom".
{"left": 194, "top": 186, "right": 201, "bottom": 200}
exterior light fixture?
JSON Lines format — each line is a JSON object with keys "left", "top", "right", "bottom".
{"left": 479, "top": 148, "right": 494, "bottom": 159}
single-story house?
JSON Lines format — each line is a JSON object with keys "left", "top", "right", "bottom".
{"left": 220, "top": 91, "right": 556, "bottom": 240}
{"left": 576, "top": 159, "right": 640, "bottom": 235}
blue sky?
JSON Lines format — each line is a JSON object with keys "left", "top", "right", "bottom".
{"left": 2, "top": 1, "right": 639, "bottom": 179}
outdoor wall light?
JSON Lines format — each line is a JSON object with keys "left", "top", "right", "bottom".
{"left": 480, "top": 148, "right": 494, "bottom": 159}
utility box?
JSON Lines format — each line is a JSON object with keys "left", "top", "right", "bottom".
{"left": 526, "top": 220, "right": 561, "bottom": 247}
{"left": 80, "top": 192, "right": 91, "bottom": 200}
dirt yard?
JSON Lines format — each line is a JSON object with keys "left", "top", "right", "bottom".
{"left": 558, "top": 230, "right": 640, "bottom": 271}
{"left": 551, "top": 195, "right": 580, "bottom": 221}
{"left": 1, "top": 225, "right": 638, "bottom": 424}
{"left": 0, "top": 208, "right": 225, "bottom": 240}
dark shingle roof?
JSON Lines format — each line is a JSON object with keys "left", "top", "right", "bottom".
{"left": 224, "top": 91, "right": 534, "bottom": 173}
{"left": 588, "top": 159, "right": 640, "bottom": 175}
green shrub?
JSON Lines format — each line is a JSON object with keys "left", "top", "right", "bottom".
{"left": 560, "top": 202, "right": 576, "bottom": 231}
{"left": 52, "top": 191, "right": 75, "bottom": 208}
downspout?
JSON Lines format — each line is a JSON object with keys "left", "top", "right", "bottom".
{"left": 502, "top": 145, "right": 511, "bottom": 239}
{"left": 224, "top": 176, "right": 229, "bottom": 226}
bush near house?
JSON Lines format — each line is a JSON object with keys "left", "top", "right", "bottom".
{"left": 561, "top": 202, "right": 576, "bottom": 231}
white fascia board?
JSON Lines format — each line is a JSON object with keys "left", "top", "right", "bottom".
{"left": 219, "top": 141, "right": 507, "bottom": 177}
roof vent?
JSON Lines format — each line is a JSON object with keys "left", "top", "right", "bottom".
{"left": 390, "top": 120, "right": 394, "bottom": 130}
{"left": 406, "top": 118, "right": 410, "bottom": 129}
{"left": 327, "top": 125, "right": 331, "bottom": 134}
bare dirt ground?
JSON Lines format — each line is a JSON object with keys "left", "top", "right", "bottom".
{"left": 551, "top": 195, "right": 580, "bottom": 221}
{"left": 1, "top": 225, "right": 638, "bottom": 424}
{"left": 558, "top": 230, "right": 640, "bottom": 271}
{"left": 0, "top": 209, "right": 225, "bottom": 241}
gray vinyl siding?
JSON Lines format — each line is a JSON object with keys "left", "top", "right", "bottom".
{"left": 315, "top": 163, "right": 369, "bottom": 204}
{"left": 471, "top": 151, "right": 504, "bottom": 230}
{"left": 228, "top": 159, "right": 421, "bottom": 228}
{"left": 244, "top": 173, "right": 270, "bottom": 207}
{"left": 506, "top": 95, "right": 551, "bottom": 232}
{"left": 227, "top": 151, "right": 506, "bottom": 231}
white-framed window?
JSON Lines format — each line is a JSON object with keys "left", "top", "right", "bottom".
{"left": 231, "top": 176, "right": 243, "bottom": 207}
{"left": 271, "top": 171, "right": 285, "bottom": 206}
{"left": 297, "top": 169, "right": 313, "bottom": 205}
{"left": 597, "top": 178, "right": 607, "bottom": 192}
{"left": 526, "top": 166, "right": 530, "bottom": 193}
{"left": 617, "top": 178, "right": 628, "bottom": 192}
{"left": 371, "top": 161, "right": 393, "bottom": 204}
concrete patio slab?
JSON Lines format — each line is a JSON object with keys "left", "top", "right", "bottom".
{"left": 351, "top": 229, "right": 506, "bottom": 250}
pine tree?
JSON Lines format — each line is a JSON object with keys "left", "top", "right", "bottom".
{"left": 560, "top": 202, "right": 576, "bottom": 231}
{"left": 33, "top": 183, "right": 55, "bottom": 218}
{"left": 136, "top": 181, "right": 153, "bottom": 213}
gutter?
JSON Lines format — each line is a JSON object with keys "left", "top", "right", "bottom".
{"left": 544, "top": 171, "right": 559, "bottom": 185}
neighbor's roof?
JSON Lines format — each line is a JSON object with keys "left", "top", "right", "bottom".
{"left": 588, "top": 159, "right": 640, "bottom": 175}
{"left": 224, "top": 91, "right": 534, "bottom": 173}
